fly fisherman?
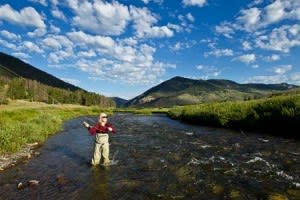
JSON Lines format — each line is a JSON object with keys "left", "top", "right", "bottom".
{"left": 83, "top": 113, "right": 115, "bottom": 166}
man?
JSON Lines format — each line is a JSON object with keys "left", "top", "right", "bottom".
{"left": 83, "top": 113, "right": 115, "bottom": 166}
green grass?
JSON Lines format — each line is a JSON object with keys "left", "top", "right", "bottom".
{"left": 0, "top": 104, "right": 113, "bottom": 153}
{"left": 168, "top": 94, "right": 300, "bottom": 138}
{"left": 113, "top": 107, "right": 169, "bottom": 115}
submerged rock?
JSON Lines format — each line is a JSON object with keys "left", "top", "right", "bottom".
{"left": 268, "top": 193, "right": 288, "bottom": 200}
{"left": 211, "top": 184, "right": 224, "bottom": 195}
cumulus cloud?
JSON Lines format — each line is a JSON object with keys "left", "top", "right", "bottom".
{"left": 29, "top": 0, "right": 47, "bottom": 6}
{"left": 130, "top": 6, "right": 174, "bottom": 38}
{"left": 170, "top": 40, "right": 196, "bottom": 51}
{"left": 60, "top": 78, "right": 80, "bottom": 85}
{"left": 182, "top": 0, "right": 207, "bottom": 7}
{"left": 216, "top": 0, "right": 300, "bottom": 38}
{"left": 23, "top": 41, "right": 44, "bottom": 53}
{"left": 51, "top": 7, "right": 67, "bottom": 21}
{"left": 12, "top": 52, "right": 31, "bottom": 59}
{"left": 186, "top": 13, "right": 195, "bottom": 22}
{"left": 204, "top": 48, "right": 234, "bottom": 57}
{"left": 273, "top": 64, "right": 292, "bottom": 74}
{"left": 255, "top": 24, "right": 300, "bottom": 53}
{"left": 141, "top": 0, "right": 163, "bottom": 4}
{"left": 66, "top": 30, "right": 175, "bottom": 84}
{"left": 242, "top": 41, "right": 252, "bottom": 50}
{"left": 0, "top": 30, "right": 20, "bottom": 40}
{"left": 265, "top": 54, "right": 281, "bottom": 62}
{"left": 77, "top": 50, "right": 96, "bottom": 58}
{"left": 67, "top": 0, "right": 130, "bottom": 36}
{"left": 0, "top": 4, "right": 46, "bottom": 28}
{"left": 235, "top": 54, "right": 256, "bottom": 64}
{"left": 215, "top": 22, "right": 235, "bottom": 38}
{"left": 0, "top": 39, "right": 17, "bottom": 50}
{"left": 27, "top": 28, "right": 47, "bottom": 37}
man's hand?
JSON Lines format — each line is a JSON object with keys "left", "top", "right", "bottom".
{"left": 83, "top": 121, "right": 90, "bottom": 128}
{"left": 107, "top": 127, "right": 113, "bottom": 132}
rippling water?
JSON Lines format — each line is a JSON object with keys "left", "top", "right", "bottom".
{"left": 0, "top": 113, "right": 299, "bottom": 199}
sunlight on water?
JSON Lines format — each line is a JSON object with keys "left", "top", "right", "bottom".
{"left": 0, "top": 113, "right": 299, "bottom": 199}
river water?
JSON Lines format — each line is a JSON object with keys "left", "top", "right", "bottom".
{"left": 0, "top": 113, "right": 299, "bottom": 199}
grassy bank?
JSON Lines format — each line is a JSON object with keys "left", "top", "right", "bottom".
{"left": 114, "top": 107, "right": 169, "bottom": 115}
{"left": 168, "top": 94, "right": 300, "bottom": 138}
{"left": 0, "top": 101, "right": 113, "bottom": 153}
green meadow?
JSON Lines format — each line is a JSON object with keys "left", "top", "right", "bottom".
{"left": 0, "top": 102, "right": 113, "bottom": 153}
{"left": 168, "top": 93, "right": 300, "bottom": 137}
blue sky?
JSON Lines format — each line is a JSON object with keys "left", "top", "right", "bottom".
{"left": 0, "top": 0, "right": 299, "bottom": 99}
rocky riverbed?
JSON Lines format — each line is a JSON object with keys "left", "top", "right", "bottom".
{"left": 0, "top": 113, "right": 299, "bottom": 199}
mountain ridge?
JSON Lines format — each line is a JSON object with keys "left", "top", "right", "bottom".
{"left": 0, "top": 52, "right": 82, "bottom": 91}
{"left": 126, "top": 76, "right": 298, "bottom": 107}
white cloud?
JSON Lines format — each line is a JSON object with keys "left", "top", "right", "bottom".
{"left": 255, "top": 24, "right": 300, "bottom": 53}
{"left": 68, "top": 0, "right": 130, "bottom": 36}
{"left": 170, "top": 40, "right": 196, "bottom": 51}
{"left": 186, "top": 13, "right": 195, "bottom": 22}
{"left": 27, "top": 28, "right": 47, "bottom": 37}
{"left": 130, "top": 6, "right": 174, "bottom": 38}
{"left": 66, "top": 30, "right": 175, "bottom": 84}
{"left": 12, "top": 52, "right": 31, "bottom": 59}
{"left": 252, "top": 64, "right": 259, "bottom": 69}
{"left": 48, "top": 48, "right": 73, "bottom": 63}
{"left": 246, "top": 74, "right": 288, "bottom": 84}
{"left": 29, "top": 0, "right": 47, "bottom": 6}
{"left": 67, "top": 31, "right": 115, "bottom": 50}
{"left": 204, "top": 48, "right": 234, "bottom": 57}
{"left": 235, "top": 54, "right": 256, "bottom": 64}
{"left": 237, "top": 7, "right": 261, "bottom": 32}
{"left": 60, "top": 78, "right": 80, "bottom": 85}
{"left": 141, "top": 0, "right": 163, "bottom": 4}
{"left": 196, "top": 64, "right": 222, "bottom": 77}
{"left": 0, "top": 4, "right": 46, "bottom": 28}
{"left": 50, "top": 24, "right": 60, "bottom": 33}
{"left": 265, "top": 54, "right": 281, "bottom": 62}
{"left": 182, "top": 0, "right": 207, "bottom": 7}
{"left": 0, "top": 30, "right": 20, "bottom": 40}
{"left": 0, "top": 39, "right": 17, "bottom": 50}
{"left": 51, "top": 7, "right": 67, "bottom": 21}
{"left": 290, "top": 72, "right": 300, "bottom": 85}
{"left": 43, "top": 35, "right": 73, "bottom": 50}
{"left": 216, "top": 0, "right": 300, "bottom": 38}
{"left": 215, "top": 22, "right": 235, "bottom": 38}
{"left": 43, "top": 38, "right": 62, "bottom": 49}
{"left": 273, "top": 64, "right": 292, "bottom": 74}
{"left": 23, "top": 41, "right": 44, "bottom": 53}
{"left": 242, "top": 41, "right": 252, "bottom": 50}
{"left": 78, "top": 50, "right": 96, "bottom": 58}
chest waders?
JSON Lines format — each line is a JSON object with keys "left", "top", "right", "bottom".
{"left": 91, "top": 133, "right": 110, "bottom": 166}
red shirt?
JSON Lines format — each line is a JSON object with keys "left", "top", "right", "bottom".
{"left": 88, "top": 122, "right": 116, "bottom": 135}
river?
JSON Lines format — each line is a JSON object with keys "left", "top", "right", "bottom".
{"left": 0, "top": 113, "right": 299, "bottom": 199}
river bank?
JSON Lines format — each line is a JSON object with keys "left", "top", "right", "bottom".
{"left": 0, "top": 100, "right": 113, "bottom": 170}
{"left": 168, "top": 94, "right": 300, "bottom": 139}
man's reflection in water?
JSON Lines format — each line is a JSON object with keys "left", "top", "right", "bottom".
{"left": 82, "top": 167, "right": 110, "bottom": 200}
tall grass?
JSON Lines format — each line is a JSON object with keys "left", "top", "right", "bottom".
{"left": 168, "top": 95, "right": 300, "bottom": 138}
{"left": 0, "top": 105, "right": 112, "bottom": 153}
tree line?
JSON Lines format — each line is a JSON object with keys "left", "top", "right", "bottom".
{"left": 0, "top": 76, "right": 115, "bottom": 107}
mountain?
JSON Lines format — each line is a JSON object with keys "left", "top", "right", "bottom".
{"left": 0, "top": 52, "right": 81, "bottom": 91}
{"left": 126, "top": 76, "right": 298, "bottom": 107}
{"left": 0, "top": 52, "right": 115, "bottom": 107}
{"left": 110, "top": 97, "right": 128, "bottom": 107}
